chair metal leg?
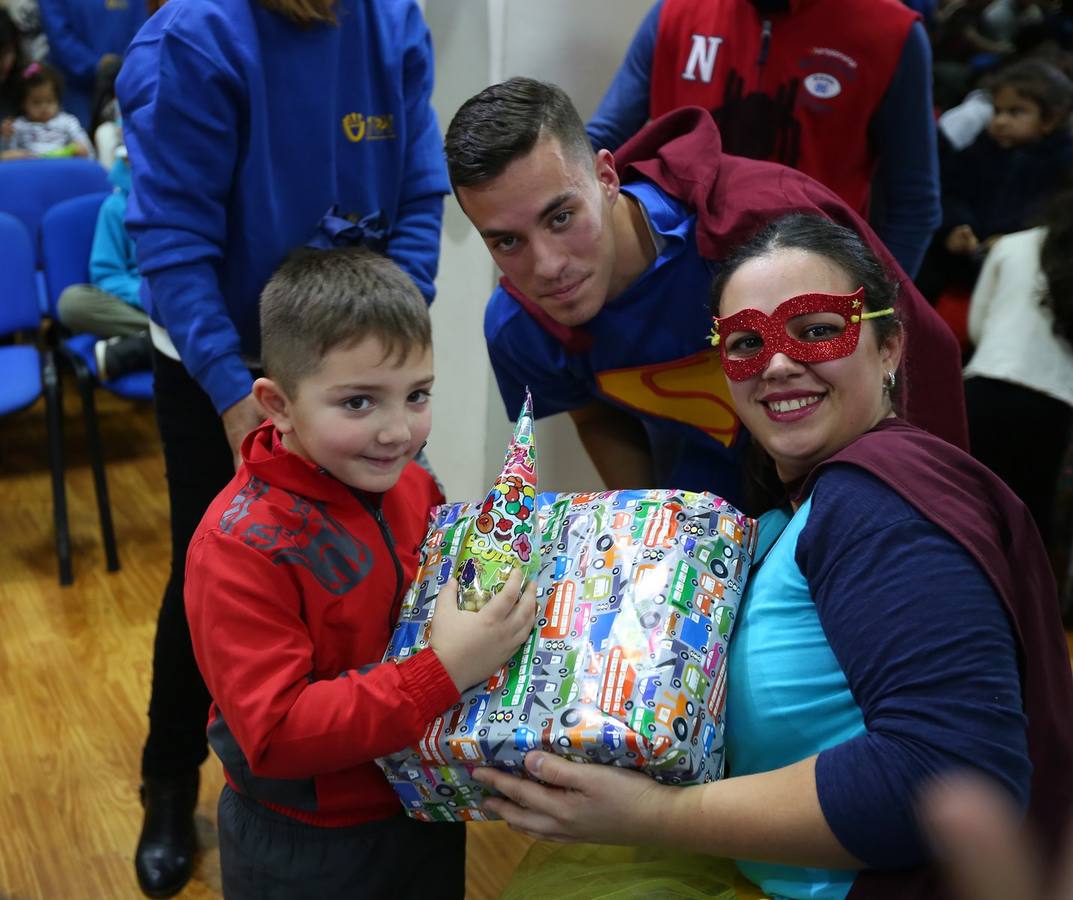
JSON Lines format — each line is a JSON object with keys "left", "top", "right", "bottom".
{"left": 73, "top": 361, "right": 120, "bottom": 572}
{"left": 42, "top": 351, "right": 73, "bottom": 586}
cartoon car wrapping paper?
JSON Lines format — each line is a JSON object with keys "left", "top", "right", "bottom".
{"left": 377, "top": 488, "right": 757, "bottom": 822}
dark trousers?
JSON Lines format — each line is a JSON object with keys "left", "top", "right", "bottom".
{"left": 141, "top": 349, "right": 237, "bottom": 777}
{"left": 965, "top": 376, "right": 1073, "bottom": 547}
{"left": 217, "top": 786, "right": 466, "bottom": 900}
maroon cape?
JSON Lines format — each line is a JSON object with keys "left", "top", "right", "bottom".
{"left": 505, "top": 109, "right": 967, "bottom": 449}
{"left": 802, "top": 418, "right": 1073, "bottom": 898}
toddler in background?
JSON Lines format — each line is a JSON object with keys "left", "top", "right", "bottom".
{"left": 4, "top": 62, "right": 91, "bottom": 158}
{"left": 918, "top": 59, "right": 1073, "bottom": 301}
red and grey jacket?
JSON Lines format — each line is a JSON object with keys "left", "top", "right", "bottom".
{"left": 185, "top": 422, "right": 457, "bottom": 827}
{"left": 649, "top": 0, "right": 917, "bottom": 216}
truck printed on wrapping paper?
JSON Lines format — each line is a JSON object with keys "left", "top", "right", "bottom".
{"left": 377, "top": 489, "right": 756, "bottom": 822}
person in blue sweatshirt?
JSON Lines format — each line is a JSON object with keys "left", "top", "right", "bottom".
{"left": 57, "top": 148, "right": 152, "bottom": 380}
{"left": 37, "top": 0, "right": 145, "bottom": 128}
{"left": 114, "top": 0, "right": 450, "bottom": 895}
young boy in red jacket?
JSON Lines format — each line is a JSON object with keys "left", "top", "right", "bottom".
{"left": 184, "top": 246, "right": 537, "bottom": 899}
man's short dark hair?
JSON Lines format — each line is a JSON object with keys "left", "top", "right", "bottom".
{"left": 444, "top": 77, "right": 593, "bottom": 190}
{"left": 260, "top": 246, "right": 431, "bottom": 397}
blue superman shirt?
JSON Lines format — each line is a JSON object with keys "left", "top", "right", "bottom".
{"left": 484, "top": 180, "right": 748, "bottom": 506}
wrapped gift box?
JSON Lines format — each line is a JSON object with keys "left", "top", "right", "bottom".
{"left": 377, "top": 489, "right": 756, "bottom": 822}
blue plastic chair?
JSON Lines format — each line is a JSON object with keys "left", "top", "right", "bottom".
{"left": 40, "top": 193, "right": 153, "bottom": 401}
{"left": 41, "top": 192, "right": 158, "bottom": 574}
{"left": 0, "top": 159, "right": 110, "bottom": 267}
{"left": 0, "top": 158, "right": 111, "bottom": 316}
{"left": 0, "top": 213, "right": 72, "bottom": 585}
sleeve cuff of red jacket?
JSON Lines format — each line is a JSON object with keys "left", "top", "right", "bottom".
{"left": 396, "top": 648, "right": 460, "bottom": 721}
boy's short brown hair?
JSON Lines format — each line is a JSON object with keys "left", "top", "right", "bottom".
{"left": 259, "top": 246, "right": 431, "bottom": 397}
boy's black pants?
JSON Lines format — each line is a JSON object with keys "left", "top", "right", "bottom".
{"left": 141, "top": 349, "right": 237, "bottom": 777}
{"left": 218, "top": 786, "right": 466, "bottom": 899}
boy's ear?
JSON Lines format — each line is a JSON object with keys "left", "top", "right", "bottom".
{"left": 252, "top": 376, "right": 295, "bottom": 433}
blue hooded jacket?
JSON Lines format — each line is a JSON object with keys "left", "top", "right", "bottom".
{"left": 89, "top": 158, "right": 141, "bottom": 307}
{"left": 116, "top": 0, "right": 449, "bottom": 414}
{"left": 38, "top": 0, "right": 147, "bottom": 126}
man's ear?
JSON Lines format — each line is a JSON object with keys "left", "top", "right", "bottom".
{"left": 252, "top": 376, "right": 295, "bottom": 433}
{"left": 594, "top": 148, "right": 620, "bottom": 203}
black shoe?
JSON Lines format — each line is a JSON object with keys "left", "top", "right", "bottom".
{"left": 94, "top": 330, "right": 151, "bottom": 381}
{"left": 134, "top": 771, "right": 199, "bottom": 898}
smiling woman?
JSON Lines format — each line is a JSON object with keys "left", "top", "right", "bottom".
{"left": 475, "top": 214, "right": 1073, "bottom": 900}
{"left": 710, "top": 215, "right": 903, "bottom": 486}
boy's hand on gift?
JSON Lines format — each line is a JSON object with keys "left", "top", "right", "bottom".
{"left": 946, "top": 225, "right": 979, "bottom": 256}
{"left": 429, "top": 569, "right": 538, "bottom": 693}
{"left": 473, "top": 751, "right": 670, "bottom": 845}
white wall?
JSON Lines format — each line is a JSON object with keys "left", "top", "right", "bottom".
{"left": 425, "top": 0, "right": 651, "bottom": 501}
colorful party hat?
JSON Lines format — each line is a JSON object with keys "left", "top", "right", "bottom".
{"left": 455, "top": 391, "right": 539, "bottom": 611}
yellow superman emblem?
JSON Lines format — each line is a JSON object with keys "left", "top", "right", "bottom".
{"left": 595, "top": 350, "right": 740, "bottom": 447}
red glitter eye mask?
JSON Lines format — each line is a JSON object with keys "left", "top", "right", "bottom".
{"left": 710, "top": 288, "right": 894, "bottom": 381}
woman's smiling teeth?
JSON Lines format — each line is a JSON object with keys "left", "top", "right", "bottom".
{"left": 766, "top": 395, "right": 822, "bottom": 413}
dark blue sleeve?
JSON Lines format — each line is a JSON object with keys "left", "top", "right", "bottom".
{"left": 797, "top": 466, "right": 1029, "bottom": 869}
{"left": 483, "top": 290, "right": 592, "bottom": 420}
{"left": 586, "top": 1, "right": 661, "bottom": 153}
{"left": 940, "top": 137, "right": 988, "bottom": 237}
{"left": 869, "top": 22, "right": 941, "bottom": 279}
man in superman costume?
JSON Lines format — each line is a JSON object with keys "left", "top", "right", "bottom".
{"left": 444, "top": 77, "right": 964, "bottom": 508}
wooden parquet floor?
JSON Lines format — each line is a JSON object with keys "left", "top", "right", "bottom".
{"left": 0, "top": 381, "right": 532, "bottom": 899}
{"left": 4, "top": 379, "right": 1072, "bottom": 899}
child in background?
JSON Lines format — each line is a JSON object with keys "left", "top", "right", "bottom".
{"left": 185, "top": 246, "right": 538, "bottom": 900}
{"left": 4, "top": 61, "right": 90, "bottom": 157}
{"left": 56, "top": 146, "right": 152, "bottom": 381}
{"left": 88, "top": 53, "right": 121, "bottom": 168}
{"left": 964, "top": 186, "right": 1073, "bottom": 549}
{"left": 919, "top": 59, "right": 1073, "bottom": 301}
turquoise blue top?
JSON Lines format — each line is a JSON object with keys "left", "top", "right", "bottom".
{"left": 722, "top": 466, "right": 1029, "bottom": 898}
{"left": 726, "top": 500, "right": 859, "bottom": 900}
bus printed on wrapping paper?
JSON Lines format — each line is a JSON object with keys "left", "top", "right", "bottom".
{"left": 447, "top": 695, "right": 489, "bottom": 762}
{"left": 641, "top": 503, "right": 680, "bottom": 548}
{"left": 541, "top": 581, "right": 575, "bottom": 639}
{"left": 598, "top": 646, "right": 637, "bottom": 718}
{"left": 668, "top": 560, "right": 698, "bottom": 614}
{"left": 718, "top": 514, "right": 743, "bottom": 544}
{"left": 583, "top": 574, "right": 613, "bottom": 601}
{"left": 503, "top": 630, "right": 539, "bottom": 708}
{"left": 418, "top": 717, "right": 451, "bottom": 766}
{"left": 708, "top": 654, "right": 729, "bottom": 719}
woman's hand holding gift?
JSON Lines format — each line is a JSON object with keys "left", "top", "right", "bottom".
{"left": 473, "top": 751, "right": 671, "bottom": 846}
